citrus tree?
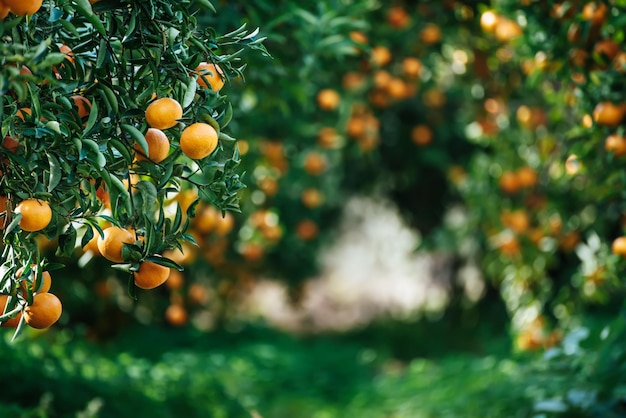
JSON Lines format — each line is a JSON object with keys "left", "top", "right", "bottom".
{"left": 0, "top": 0, "right": 265, "bottom": 337}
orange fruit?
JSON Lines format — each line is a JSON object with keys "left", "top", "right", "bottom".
{"left": 594, "top": 39, "right": 621, "bottom": 62}
{"left": 301, "top": 188, "right": 323, "bottom": 209}
{"left": 605, "top": 134, "right": 626, "bottom": 157}
{"left": 516, "top": 166, "right": 538, "bottom": 188}
{"left": 349, "top": 31, "right": 368, "bottom": 45}
{"left": 134, "top": 128, "right": 170, "bottom": 163}
{"left": 165, "top": 304, "right": 188, "bottom": 326}
{"left": 387, "top": 6, "right": 411, "bottom": 29}
{"left": 180, "top": 123, "right": 218, "bottom": 160}
{"left": 419, "top": 23, "right": 442, "bottom": 44}
{"left": 165, "top": 269, "right": 185, "bottom": 290}
{"left": 303, "top": 152, "right": 327, "bottom": 175}
{"left": 71, "top": 95, "right": 92, "bottom": 119}
{"left": 24, "top": 293, "right": 62, "bottom": 329}
{"left": 402, "top": 57, "right": 422, "bottom": 78}
{"left": 59, "top": 44, "right": 75, "bottom": 64}
{"left": 494, "top": 18, "right": 522, "bottom": 42}
{"left": 371, "top": 46, "right": 392, "bottom": 66}
{"left": 501, "top": 210, "right": 530, "bottom": 234}
{"left": 52, "top": 44, "right": 75, "bottom": 78}
{"left": 188, "top": 283, "right": 209, "bottom": 305}
{"left": 194, "top": 62, "right": 225, "bottom": 92}
{"left": 318, "top": 127, "right": 341, "bottom": 149}
{"left": 134, "top": 261, "right": 171, "bottom": 290}
{"left": 593, "top": 102, "right": 624, "bottom": 127}
{"left": 317, "top": 89, "right": 340, "bottom": 110}
{"left": 582, "top": 2, "right": 607, "bottom": 26}
{"left": 0, "top": 3, "right": 9, "bottom": 19}
{"left": 342, "top": 72, "right": 365, "bottom": 90}
{"left": 612, "top": 236, "right": 626, "bottom": 256}
{"left": 15, "top": 198, "right": 52, "bottom": 232}
{"left": 193, "top": 204, "right": 218, "bottom": 234}
{"left": 17, "top": 265, "right": 52, "bottom": 294}
{"left": 145, "top": 98, "right": 183, "bottom": 130}
{"left": 0, "top": 295, "right": 21, "bottom": 327}
{"left": 0, "top": 195, "right": 7, "bottom": 229}
{"left": 3, "top": 135, "right": 19, "bottom": 152}
{"left": 214, "top": 211, "right": 234, "bottom": 236}
{"left": 296, "top": 219, "right": 318, "bottom": 241}
{"left": 97, "top": 226, "right": 135, "bottom": 262}
{"left": 4, "top": 0, "right": 42, "bottom": 15}
{"left": 16, "top": 108, "right": 32, "bottom": 122}
{"left": 240, "top": 242, "right": 264, "bottom": 262}
{"left": 499, "top": 236, "right": 521, "bottom": 257}
{"left": 411, "top": 125, "right": 433, "bottom": 146}
{"left": 499, "top": 171, "right": 520, "bottom": 194}
{"left": 373, "top": 70, "right": 392, "bottom": 90}
{"left": 386, "top": 77, "right": 409, "bottom": 99}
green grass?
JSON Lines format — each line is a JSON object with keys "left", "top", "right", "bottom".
{"left": 1, "top": 320, "right": 623, "bottom": 418}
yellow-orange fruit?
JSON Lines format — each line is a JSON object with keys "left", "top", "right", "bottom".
{"left": 134, "top": 261, "right": 171, "bottom": 290}
{"left": 24, "top": 293, "right": 62, "bottom": 329}
{"left": 605, "top": 134, "right": 626, "bottom": 157}
{"left": 296, "top": 219, "right": 318, "bottom": 241}
{"left": 411, "top": 125, "right": 433, "bottom": 146}
{"left": 371, "top": 46, "right": 392, "bottom": 66}
{"left": 15, "top": 199, "right": 52, "bottom": 232}
{"left": 134, "top": 128, "right": 170, "bottom": 163}
{"left": 17, "top": 265, "right": 52, "bottom": 294}
{"left": 195, "top": 62, "right": 225, "bottom": 92}
{"left": 593, "top": 102, "right": 624, "bottom": 127}
{"left": 165, "top": 269, "right": 185, "bottom": 290}
{"left": 0, "top": 295, "right": 21, "bottom": 328}
{"left": 71, "top": 96, "right": 92, "bottom": 119}
{"left": 499, "top": 171, "right": 520, "bottom": 194}
{"left": 165, "top": 304, "right": 188, "bottom": 326}
{"left": 303, "top": 152, "right": 327, "bottom": 175}
{"left": 317, "top": 89, "right": 340, "bottom": 110}
{"left": 0, "top": 3, "right": 10, "bottom": 19}
{"left": 180, "top": 123, "right": 218, "bottom": 160}
{"left": 4, "top": 0, "right": 43, "bottom": 15}
{"left": 145, "top": 98, "right": 183, "bottom": 130}
{"left": 301, "top": 188, "right": 323, "bottom": 208}
{"left": 516, "top": 166, "right": 538, "bottom": 188}
{"left": 612, "top": 236, "right": 626, "bottom": 256}
{"left": 214, "top": 211, "right": 234, "bottom": 236}
{"left": 97, "top": 226, "right": 135, "bottom": 263}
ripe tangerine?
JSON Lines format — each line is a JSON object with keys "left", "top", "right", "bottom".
{"left": 24, "top": 292, "right": 62, "bottom": 329}
{"left": 15, "top": 198, "right": 52, "bottom": 232}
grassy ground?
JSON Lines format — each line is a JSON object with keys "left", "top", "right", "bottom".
{"left": 0, "top": 319, "right": 549, "bottom": 418}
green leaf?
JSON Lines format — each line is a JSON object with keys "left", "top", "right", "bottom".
{"left": 182, "top": 76, "right": 197, "bottom": 109}
{"left": 121, "top": 123, "right": 148, "bottom": 156}
{"left": 135, "top": 180, "right": 158, "bottom": 213}
{"left": 195, "top": 0, "right": 216, "bottom": 13}
{"left": 46, "top": 153, "right": 62, "bottom": 193}
{"left": 145, "top": 255, "right": 183, "bottom": 271}
{"left": 75, "top": 0, "right": 107, "bottom": 36}
{"left": 4, "top": 213, "right": 21, "bottom": 237}
{"left": 83, "top": 100, "right": 99, "bottom": 134}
